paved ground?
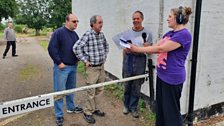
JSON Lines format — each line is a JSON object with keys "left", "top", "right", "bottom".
{"left": 0, "top": 37, "right": 147, "bottom": 126}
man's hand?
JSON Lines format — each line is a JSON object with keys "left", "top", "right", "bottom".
{"left": 85, "top": 61, "right": 90, "bottom": 67}
{"left": 123, "top": 48, "right": 132, "bottom": 54}
{"left": 129, "top": 44, "right": 138, "bottom": 52}
{"left": 143, "top": 42, "right": 151, "bottom": 47}
{"left": 58, "top": 63, "right": 66, "bottom": 69}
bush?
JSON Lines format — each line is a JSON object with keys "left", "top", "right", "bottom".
{"left": 14, "top": 24, "right": 26, "bottom": 33}
{"left": 0, "top": 24, "right": 6, "bottom": 32}
{"left": 14, "top": 25, "right": 22, "bottom": 33}
{"left": 40, "top": 27, "right": 53, "bottom": 36}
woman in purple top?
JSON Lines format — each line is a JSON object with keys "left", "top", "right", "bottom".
{"left": 129, "top": 6, "right": 192, "bottom": 126}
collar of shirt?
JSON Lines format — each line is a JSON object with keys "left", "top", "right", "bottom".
{"left": 91, "top": 28, "right": 101, "bottom": 35}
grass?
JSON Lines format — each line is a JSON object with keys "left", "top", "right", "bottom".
{"left": 105, "top": 84, "right": 124, "bottom": 99}
{"left": 40, "top": 40, "right": 48, "bottom": 50}
{"left": 28, "top": 28, "right": 51, "bottom": 36}
{"left": 18, "top": 64, "right": 40, "bottom": 81}
{"left": 16, "top": 27, "right": 52, "bottom": 37}
{"left": 0, "top": 32, "right": 3, "bottom": 38}
{"left": 146, "top": 112, "right": 156, "bottom": 122}
{"left": 105, "top": 83, "right": 156, "bottom": 125}
{"left": 77, "top": 62, "right": 85, "bottom": 75}
{"left": 138, "top": 99, "right": 156, "bottom": 125}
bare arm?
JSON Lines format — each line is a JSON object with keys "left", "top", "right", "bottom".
{"left": 130, "top": 40, "right": 181, "bottom": 54}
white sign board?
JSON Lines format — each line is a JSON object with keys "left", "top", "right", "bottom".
{"left": 0, "top": 95, "right": 54, "bottom": 118}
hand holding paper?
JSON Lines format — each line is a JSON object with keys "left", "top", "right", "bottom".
{"left": 112, "top": 30, "right": 145, "bottom": 49}
{"left": 119, "top": 37, "right": 131, "bottom": 48}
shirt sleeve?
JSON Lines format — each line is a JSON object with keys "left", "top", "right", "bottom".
{"left": 170, "top": 31, "right": 191, "bottom": 48}
{"left": 103, "top": 34, "right": 109, "bottom": 54}
{"left": 146, "top": 32, "right": 153, "bottom": 45}
{"left": 3, "top": 28, "right": 7, "bottom": 41}
{"left": 48, "top": 31, "right": 62, "bottom": 65}
{"left": 105, "top": 40, "right": 109, "bottom": 54}
{"left": 112, "top": 32, "right": 124, "bottom": 49}
{"left": 73, "top": 32, "right": 89, "bottom": 63}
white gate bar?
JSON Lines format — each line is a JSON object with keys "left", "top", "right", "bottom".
{"left": 1, "top": 74, "right": 148, "bottom": 106}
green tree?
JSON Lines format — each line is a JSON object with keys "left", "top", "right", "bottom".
{"left": 0, "top": 0, "right": 18, "bottom": 22}
{"left": 48, "top": 0, "right": 72, "bottom": 29}
{"left": 16, "top": 0, "right": 50, "bottom": 35}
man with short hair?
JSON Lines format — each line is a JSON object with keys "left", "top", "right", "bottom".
{"left": 3, "top": 21, "right": 18, "bottom": 59}
{"left": 48, "top": 13, "right": 83, "bottom": 126}
{"left": 113, "top": 10, "right": 153, "bottom": 118}
{"left": 73, "top": 15, "right": 109, "bottom": 124}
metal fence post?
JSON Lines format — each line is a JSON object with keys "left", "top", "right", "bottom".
{"left": 148, "top": 59, "right": 155, "bottom": 112}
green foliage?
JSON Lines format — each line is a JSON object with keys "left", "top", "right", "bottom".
{"left": 39, "top": 27, "right": 52, "bottom": 36}
{"left": 42, "top": 27, "right": 52, "bottom": 32}
{"left": 15, "top": 0, "right": 71, "bottom": 33}
{"left": 16, "top": 0, "right": 50, "bottom": 36}
{"left": 146, "top": 112, "right": 156, "bottom": 121}
{"left": 138, "top": 99, "right": 146, "bottom": 112}
{"left": 105, "top": 84, "right": 124, "bottom": 99}
{"left": 0, "top": 32, "right": 3, "bottom": 38}
{"left": 105, "top": 83, "right": 156, "bottom": 125}
{"left": 137, "top": 99, "right": 156, "bottom": 125}
{"left": 48, "top": 0, "right": 72, "bottom": 29}
{"left": 14, "top": 24, "right": 25, "bottom": 33}
{"left": 40, "top": 40, "right": 48, "bottom": 50}
{"left": 0, "top": 0, "right": 18, "bottom": 22}
{"left": 18, "top": 64, "right": 40, "bottom": 81}
{"left": 77, "top": 62, "right": 85, "bottom": 75}
{"left": 0, "top": 24, "right": 6, "bottom": 31}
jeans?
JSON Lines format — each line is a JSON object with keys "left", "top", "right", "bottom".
{"left": 124, "top": 80, "right": 142, "bottom": 111}
{"left": 122, "top": 54, "right": 146, "bottom": 111}
{"left": 53, "top": 64, "right": 77, "bottom": 118}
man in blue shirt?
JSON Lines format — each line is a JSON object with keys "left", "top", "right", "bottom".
{"left": 48, "top": 13, "right": 83, "bottom": 126}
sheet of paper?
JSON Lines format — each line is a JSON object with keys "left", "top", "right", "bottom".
{"left": 112, "top": 30, "right": 144, "bottom": 49}
{"left": 119, "top": 41, "right": 130, "bottom": 48}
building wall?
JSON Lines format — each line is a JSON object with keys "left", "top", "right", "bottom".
{"left": 72, "top": 0, "right": 224, "bottom": 114}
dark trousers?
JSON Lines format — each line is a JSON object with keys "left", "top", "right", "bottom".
{"left": 122, "top": 54, "right": 146, "bottom": 112}
{"left": 3, "top": 41, "right": 16, "bottom": 56}
{"left": 155, "top": 76, "right": 183, "bottom": 126}
{"left": 124, "top": 80, "right": 142, "bottom": 111}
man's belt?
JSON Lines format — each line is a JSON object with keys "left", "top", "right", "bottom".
{"left": 89, "top": 63, "right": 103, "bottom": 67}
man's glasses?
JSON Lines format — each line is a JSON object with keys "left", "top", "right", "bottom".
{"left": 71, "top": 20, "right": 79, "bottom": 23}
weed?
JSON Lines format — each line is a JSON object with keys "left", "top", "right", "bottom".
{"left": 18, "top": 64, "right": 40, "bottom": 81}
{"left": 77, "top": 62, "right": 85, "bottom": 75}
{"left": 40, "top": 41, "right": 48, "bottom": 50}
{"left": 105, "top": 84, "right": 124, "bottom": 99}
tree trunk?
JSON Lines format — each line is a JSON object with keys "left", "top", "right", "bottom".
{"left": 35, "top": 29, "right": 40, "bottom": 36}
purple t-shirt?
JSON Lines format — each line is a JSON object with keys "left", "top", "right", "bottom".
{"left": 157, "top": 28, "right": 192, "bottom": 85}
